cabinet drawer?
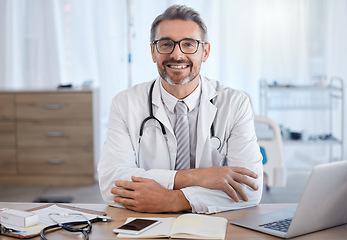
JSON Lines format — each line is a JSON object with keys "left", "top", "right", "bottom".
{"left": 0, "top": 122, "right": 15, "bottom": 147}
{"left": 0, "top": 149, "right": 16, "bottom": 174}
{"left": 18, "top": 148, "right": 94, "bottom": 175}
{"left": 17, "top": 121, "right": 93, "bottom": 147}
{"left": 16, "top": 92, "right": 92, "bottom": 121}
{"left": 0, "top": 94, "right": 15, "bottom": 120}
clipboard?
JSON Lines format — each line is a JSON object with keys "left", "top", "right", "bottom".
{"left": 0, "top": 203, "right": 107, "bottom": 239}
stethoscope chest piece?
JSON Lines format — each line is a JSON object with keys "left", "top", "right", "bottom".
{"left": 210, "top": 136, "right": 221, "bottom": 150}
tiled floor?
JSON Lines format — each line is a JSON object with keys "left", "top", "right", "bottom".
{"left": 0, "top": 170, "right": 310, "bottom": 204}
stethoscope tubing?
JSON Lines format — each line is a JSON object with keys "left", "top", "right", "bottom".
{"left": 139, "top": 80, "right": 221, "bottom": 146}
{"left": 40, "top": 218, "right": 101, "bottom": 240}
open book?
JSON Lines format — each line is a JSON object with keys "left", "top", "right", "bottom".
{"left": 116, "top": 214, "right": 227, "bottom": 239}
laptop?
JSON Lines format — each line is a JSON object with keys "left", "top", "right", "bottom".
{"left": 230, "top": 160, "right": 347, "bottom": 238}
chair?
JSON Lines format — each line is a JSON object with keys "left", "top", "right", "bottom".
{"left": 254, "top": 115, "right": 286, "bottom": 190}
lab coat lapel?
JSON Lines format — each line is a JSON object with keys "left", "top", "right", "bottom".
{"left": 151, "top": 79, "right": 176, "bottom": 169}
{"left": 151, "top": 79, "right": 175, "bottom": 139}
{"left": 195, "top": 77, "right": 217, "bottom": 167}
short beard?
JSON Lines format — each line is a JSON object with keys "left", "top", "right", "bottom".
{"left": 162, "top": 76, "right": 192, "bottom": 86}
{"left": 158, "top": 58, "right": 198, "bottom": 86}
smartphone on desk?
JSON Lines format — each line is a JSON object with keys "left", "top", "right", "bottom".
{"left": 113, "top": 218, "right": 161, "bottom": 235}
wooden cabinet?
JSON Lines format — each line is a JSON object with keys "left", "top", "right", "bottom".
{"left": 0, "top": 93, "right": 16, "bottom": 175}
{"left": 0, "top": 90, "right": 95, "bottom": 185}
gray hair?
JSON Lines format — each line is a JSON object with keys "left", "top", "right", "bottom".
{"left": 150, "top": 5, "right": 208, "bottom": 42}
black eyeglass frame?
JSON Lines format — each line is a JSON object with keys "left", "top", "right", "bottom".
{"left": 152, "top": 38, "right": 205, "bottom": 54}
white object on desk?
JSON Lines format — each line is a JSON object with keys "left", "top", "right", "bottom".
{"left": 0, "top": 208, "right": 38, "bottom": 228}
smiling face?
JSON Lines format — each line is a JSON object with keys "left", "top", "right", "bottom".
{"left": 151, "top": 20, "right": 210, "bottom": 87}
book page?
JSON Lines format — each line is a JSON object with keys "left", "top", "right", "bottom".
{"left": 170, "top": 214, "right": 227, "bottom": 239}
{"left": 116, "top": 217, "right": 176, "bottom": 239}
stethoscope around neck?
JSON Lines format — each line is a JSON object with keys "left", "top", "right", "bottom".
{"left": 137, "top": 80, "right": 221, "bottom": 165}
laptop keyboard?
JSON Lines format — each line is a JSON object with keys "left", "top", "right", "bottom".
{"left": 259, "top": 218, "right": 292, "bottom": 232}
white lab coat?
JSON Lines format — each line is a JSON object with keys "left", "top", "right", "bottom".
{"left": 98, "top": 76, "right": 263, "bottom": 214}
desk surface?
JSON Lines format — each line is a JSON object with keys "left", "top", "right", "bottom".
{"left": 0, "top": 202, "right": 346, "bottom": 240}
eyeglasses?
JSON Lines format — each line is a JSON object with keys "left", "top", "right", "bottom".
{"left": 152, "top": 38, "right": 205, "bottom": 54}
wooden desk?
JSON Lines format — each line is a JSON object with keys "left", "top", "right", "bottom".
{"left": 0, "top": 202, "right": 346, "bottom": 239}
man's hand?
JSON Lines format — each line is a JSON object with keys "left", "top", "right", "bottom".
{"left": 175, "top": 166, "right": 259, "bottom": 203}
{"left": 111, "top": 176, "right": 191, "bottom": 213}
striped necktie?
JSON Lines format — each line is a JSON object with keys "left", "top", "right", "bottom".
{"left": 174, "top": 101, "right": 190, "bottom": 170}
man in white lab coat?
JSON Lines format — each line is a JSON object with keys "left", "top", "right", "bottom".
{"left": 98, "top": 5, "right": 263, "bottom": 214}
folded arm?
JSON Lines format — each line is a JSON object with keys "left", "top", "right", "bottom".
{"left": 110, "top": 164, "right": 261, "bottom": 213}
{"left": 177, "top": 162, "right": 263, "bottom": 213}
{"left": 174, "top": 166, "right": 259, "bottom": 202}
{"left": 109, "top": 164, "right": 262, "bottom": 214}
